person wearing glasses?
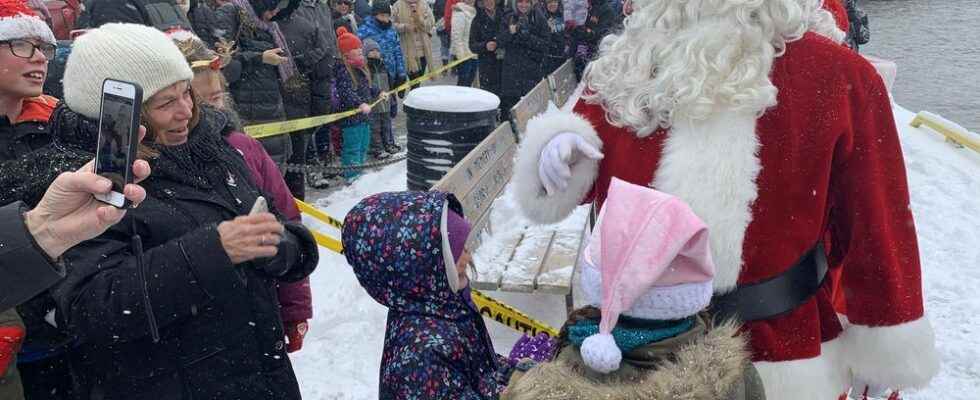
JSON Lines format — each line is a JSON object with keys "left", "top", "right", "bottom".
{"left": 0, "top": 2, "right": 62, "bottom": 398}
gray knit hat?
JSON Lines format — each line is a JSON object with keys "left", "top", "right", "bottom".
{"left": 362, "top": 38, "right": 380, "bottom": 55}
{"left": 63, "top": 23, "right": 194, "bottom": 119}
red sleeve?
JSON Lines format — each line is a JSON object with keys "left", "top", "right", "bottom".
{"left": 277, "top": 278, "right": 313, "bottom": 322}
{"left": 823, "top": 0, "right": 850, "bottom": 33}
{"left": 828, "top": 70, "right": 923, "bottom": 327}
{"left": 0, "top": 324, "right": 25, "bottom": 377}
{"left": 444, "top": 0, "right": 457, "bottom": 32}
{"left": 254, "top": 142, "right": 302, "bottom": 222}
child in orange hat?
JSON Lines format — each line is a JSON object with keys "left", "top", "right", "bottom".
{"left": 334, "top": 27, "right": 378, "bottom": 183}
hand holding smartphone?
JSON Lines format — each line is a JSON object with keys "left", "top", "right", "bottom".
{"left": 249, "top": 196, "right": 268, "bottom": 215}
{"left": 94, "top": 79, "right": 143, "bottom": 208}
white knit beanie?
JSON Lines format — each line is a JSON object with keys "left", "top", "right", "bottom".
{"left": 63, "top": 23, "right": 194, "bottom": 119}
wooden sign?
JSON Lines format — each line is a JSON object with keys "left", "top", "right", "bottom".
{"left": 431, "top": 123, "right": 515, "bottom": 195}
{"left": 548, "top": 60, "right": 577, "bottom": 108}
{"left": 510, "top": 80, "right": 552, "bottom": 138}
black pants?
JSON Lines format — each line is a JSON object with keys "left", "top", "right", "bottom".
{"left": 478, "top": 57, "right": 501, "bottom": 96}
{"left": 284, "top": 130, "right": 310, "bottom": 201}
{"left": 18, "top": 355, "right": 74, "bottom": 400}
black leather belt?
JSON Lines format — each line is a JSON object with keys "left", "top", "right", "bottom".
{"left": 710, "top": 243, "right": 829, "bottom": 322}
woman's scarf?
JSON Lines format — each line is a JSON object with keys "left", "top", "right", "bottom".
{"left": 230, "top": 0, "right": 299, "bottom": 85}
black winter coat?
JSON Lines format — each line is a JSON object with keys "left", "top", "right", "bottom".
{"left": 188, "top": 0, "right": 224, "bottom": 49}
{"left": 497, "top": 10, "right": 549, "bottom": 98}
{"left": 216, "top": 3, "right": 291, "bottom": 163}
{"left": 0, "top": 100, "right": 83, "bottom": 364}
{"left": 569, "top": 0, "right": 615, "bottom": 53}
{"left": 0, "top": 203, "right": 64, "bottom": 312}
{"left": 50, "top": 106, "right": 319, "bottom": 400}
{"left": 0, "top": 108, "right": 71, "bottom": 313}
{"left": 292, "top": 0, "right": 340, "bottom": 115}
{"left": 279, "top": 7, "right": 331, "bottom": 120}
{"left": 537, "top": 6, "right": 568, "bottom": 76}
{"left": 80, "top": 0, "right": 192, "bottom": 30}
{"left": 468, "top": 7, "right": 503, "bottom": 88}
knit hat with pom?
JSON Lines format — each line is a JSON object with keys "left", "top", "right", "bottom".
{"left": 0, "top": 0, "right": 55, "bottom": 44}
{"left": 578, "top": 178, "right": 715, "bottom": 374}
{"left": 63, "top": 23, "right": 193, "bottom": 119}
{"left": 336, "top": 26, "right": 362, "bottom": 54}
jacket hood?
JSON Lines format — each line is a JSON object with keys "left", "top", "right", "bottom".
{"left": 343, "top": 191, "right": 470, "bottom": 319}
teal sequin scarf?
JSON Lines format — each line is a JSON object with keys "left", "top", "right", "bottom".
{"left": 567, "top": 316, "right": 696, "bottom": 354}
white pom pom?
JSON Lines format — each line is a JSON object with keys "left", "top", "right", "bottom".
{"left": 580, "top": 333, "right": 621, "bottom": 374}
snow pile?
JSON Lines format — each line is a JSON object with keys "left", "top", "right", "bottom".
{"left": 403, "top": 85, "right": 501, "bottom": 113}
{"left": 291, "top": 105, "right": 980, "bottom": 399}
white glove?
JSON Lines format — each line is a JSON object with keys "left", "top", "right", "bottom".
{"left": 851, "top": 376, "right": 892, "bottom": 399}
{"left": 538, "top": 133, "right": 603, "bottom": 195}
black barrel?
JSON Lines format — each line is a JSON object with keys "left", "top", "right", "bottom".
{"left": 403, "top": 86, "right": 500, "bottom": 191}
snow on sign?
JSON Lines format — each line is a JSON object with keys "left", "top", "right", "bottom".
{"left": 431, "top": 122, "right": 517, "bottom": 248}
{"left": 548, "top": 60, "right": 576, "bottom": 108}
{"left": 510, "top": 80, "right": 552, "bottom": 137}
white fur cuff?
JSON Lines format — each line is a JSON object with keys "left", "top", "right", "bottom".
{"left": 840, "top": 317, "right": 940, "bottom": 389}
{"left": 512, "top": 109, "right": 602, "bottom": 224}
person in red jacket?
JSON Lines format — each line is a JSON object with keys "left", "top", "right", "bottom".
{"left": 511, "top": 0, "right": 939, "bottom": 399}
{"left": 170, "top": 29, "right": 313, "bottom": 354}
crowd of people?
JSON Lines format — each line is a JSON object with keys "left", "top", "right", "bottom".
{"left": 0, "top": 0, "right": 914, "bottom": 399}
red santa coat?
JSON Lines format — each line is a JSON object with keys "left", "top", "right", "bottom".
{"left": 512, "top": 33, "right": 939, "bottom": 398}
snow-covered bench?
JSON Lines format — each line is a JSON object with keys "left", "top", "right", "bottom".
{"left": 432, "top": 61, "right": 587, "bottom": 311}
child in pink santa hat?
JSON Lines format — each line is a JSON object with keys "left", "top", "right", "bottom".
{"left": 502, "top": 178, "right": 765, "bottom": 400}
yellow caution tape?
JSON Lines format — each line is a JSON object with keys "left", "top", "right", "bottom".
{"left": 244, "top": 55, "right": 477, "bottom": 139}
{"left": 295, "top": 199, "right": 345, "bottom": 230}
{"left": 471, "top": 289, "right": 560, "bottom": 338}
{"left": 295, "top": 196, "right": 559, "bottom": 338}
{"left": 310, "top": 228, "right": 344, "bottom": 254}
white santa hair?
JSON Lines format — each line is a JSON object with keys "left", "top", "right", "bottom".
{"left": 0, "top": 0, "right": 55, "bottom": 44}
{"left": 584, "top": 0, "right": 844, "bottom": 136}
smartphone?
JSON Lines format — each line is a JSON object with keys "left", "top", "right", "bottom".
{"left": 249, "top": 196, "right": 268, "bottom": 215}
{"left": 94, "top": 79, "right": 143, "bottom": 208}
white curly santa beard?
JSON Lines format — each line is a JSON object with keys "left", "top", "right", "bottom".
{"left": 583, "top": 0, "right": 845, "bottom": 135}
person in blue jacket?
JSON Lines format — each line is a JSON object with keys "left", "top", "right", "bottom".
{"left": 357, "top": 0, "right": 408, "bottom": 91}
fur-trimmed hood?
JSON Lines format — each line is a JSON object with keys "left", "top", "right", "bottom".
{"left": 503, "top": 321, "right": 764, "bottom": 400}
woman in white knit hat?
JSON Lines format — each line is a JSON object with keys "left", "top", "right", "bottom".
{"left": 48, "top": 23, "right": 319, "bottom": 399}
{"left": 503, "top": 178, "right": 765, "bottom": 400}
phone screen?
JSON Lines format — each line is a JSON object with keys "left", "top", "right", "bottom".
{"left": 96, "top": 93, "right": 135, "bottom": 194}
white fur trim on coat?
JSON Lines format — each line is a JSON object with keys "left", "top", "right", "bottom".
{"left": 754, "top": 337, "right": 850, "bottom": 400}
{"left": 840, "top": 316, "right": 940, "bottom": 389}
{"left": 513, "top": 108, "right": 602, "bottom": 224}
{"left": 651, "top": 111, "right": 761, "bottom": 293}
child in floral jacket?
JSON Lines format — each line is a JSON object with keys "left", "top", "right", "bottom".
{"left": 342, "top": 191, "right": 514, "bottom": 399}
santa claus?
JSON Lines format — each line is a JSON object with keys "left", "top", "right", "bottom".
{"left": 512, "top": 0, "right": 940, "bottom": 398}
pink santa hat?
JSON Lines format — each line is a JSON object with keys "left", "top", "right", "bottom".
{"left": 0, "top": 0, "right": 55, "bottom": 44}
{"left": 578, "top": 178, "right": 715, "bottom": 374}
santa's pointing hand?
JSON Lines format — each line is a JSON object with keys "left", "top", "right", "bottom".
{"left": 538, "top": 133, "right": 604, "bottom": 195}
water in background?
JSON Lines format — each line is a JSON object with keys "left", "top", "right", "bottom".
{"left": 862, "top": 0, "right": 979, "bottom": 131}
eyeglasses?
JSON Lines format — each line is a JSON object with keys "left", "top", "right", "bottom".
{"left": 1, "top": 39, "right": 56, "bottom": 60}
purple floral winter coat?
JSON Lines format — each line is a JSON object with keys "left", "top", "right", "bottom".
{"left": 342, "top": 191, "right": 514, "bottom": 400}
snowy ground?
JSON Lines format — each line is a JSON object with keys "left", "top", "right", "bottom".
{"left": 290, "top": 103, "right": 980, "bottom": 398}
